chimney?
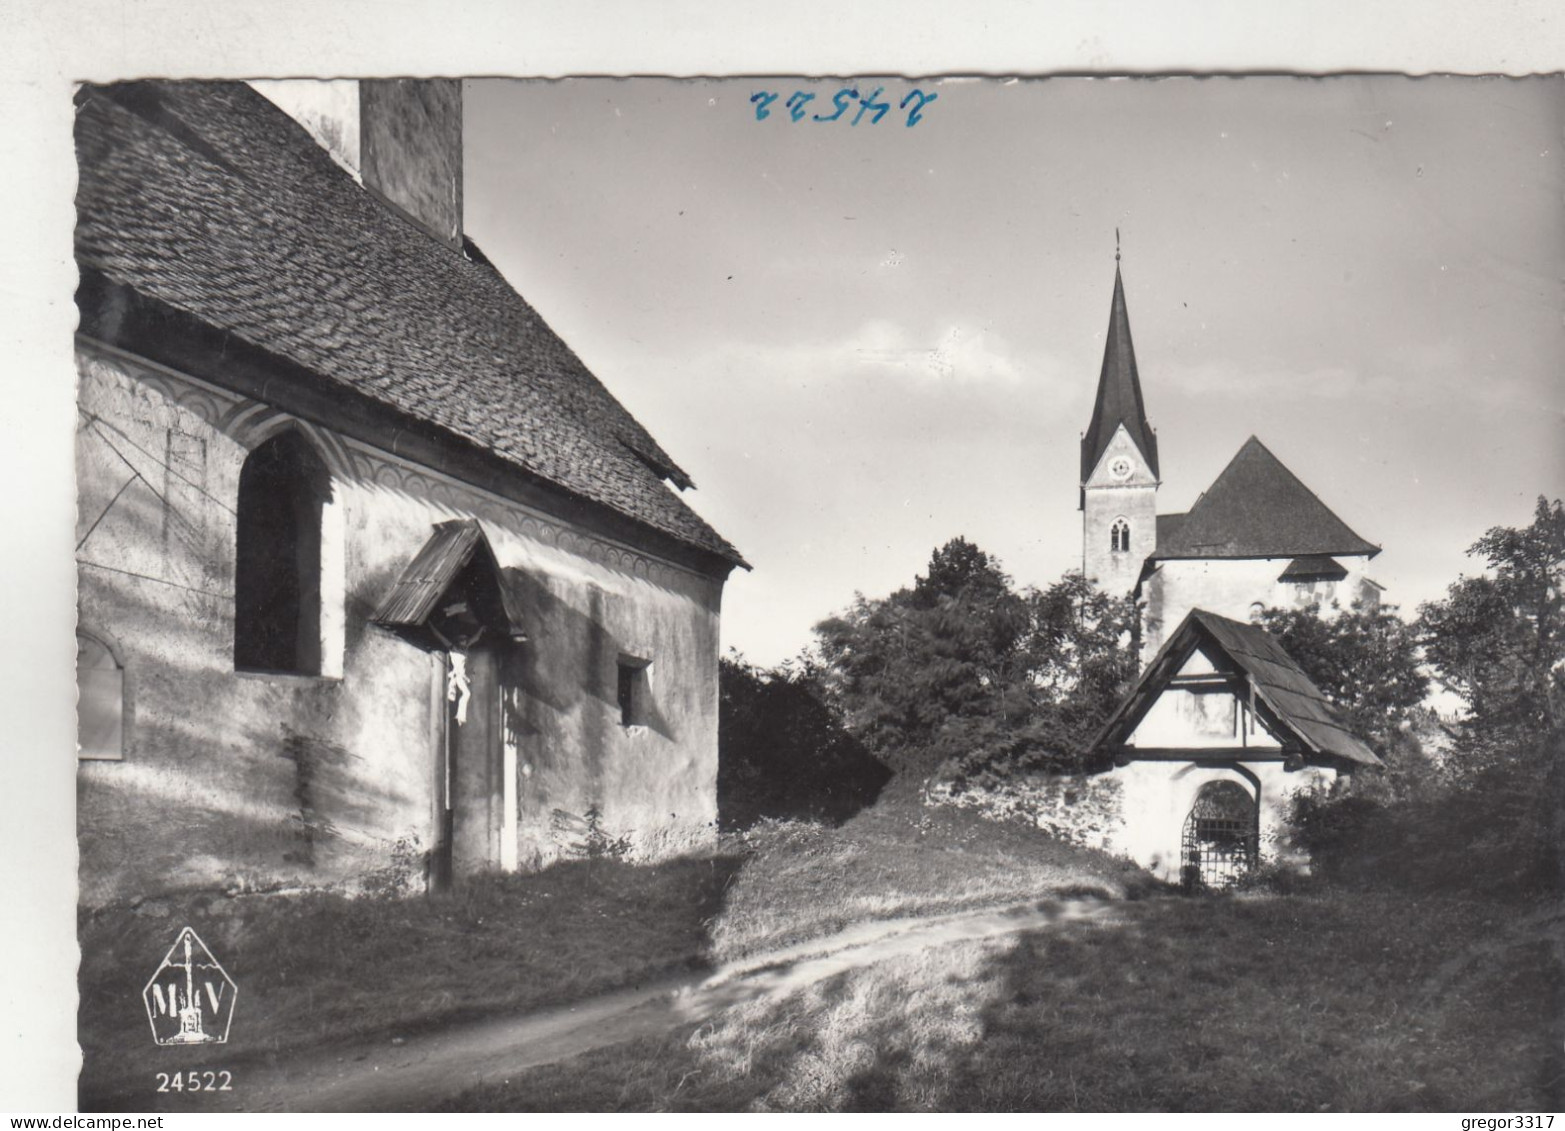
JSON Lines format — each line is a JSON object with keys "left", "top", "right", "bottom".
{"left": 251, "top": 78, "right": 464, "bottom": 251}
{"left": 358, "top": 79, "right": 464, "bottom": 250}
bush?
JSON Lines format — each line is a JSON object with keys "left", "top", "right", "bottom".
{"left": 719, "top": 654, "right": 891, "bottom": 831}
{"left": 1289, "top": 730, "right": 1560, "bottom": 899}
{"left": 1231, "top": 861, "right": 1323, "bottom": 896}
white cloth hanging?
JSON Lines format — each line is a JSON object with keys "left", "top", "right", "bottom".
{"left": 447, "top": 650, "right": 472, "bottom": 725}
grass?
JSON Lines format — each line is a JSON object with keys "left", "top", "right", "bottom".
{"left": 442, "top": 888, "right": 1564, "bottom": 1112}
{"left": 92, "top": 792, "right": 1551, "bottom": 1111}
{"left": 710, "top": 797, "right": 1163, "bottom": 961}
{"left": 78, "top": 853, "right": 743, "bottom": 1106}
{"left": 79, "top": 794, "right": 1148, "bottom": 1109}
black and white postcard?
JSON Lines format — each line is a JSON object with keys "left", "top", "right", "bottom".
{"left": 7, "top": 5, "right": 1564, "bottom": 1115}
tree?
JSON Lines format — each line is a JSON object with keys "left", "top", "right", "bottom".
{"left": 717, "top": 652, "right": 889, "bottom": 830}
{"left": 1028, "top": 570, "right": 1140, "bottom": 746}
{"left": 810, "top": 538, "right": 1138, "bottom": 782}
{"left": 1294, "top": 498, "right": 1564, "bottom": 898}
{"left": 1418, "top": 495, "right": 1565, "bottom": 741}
{"left": 812, "top": 538, "right": 1030, "bottom": 776}
{"left": 1257, "top": 600, "right": 1435, "bottom": 805}
{"left": 1256, "top": 600, "right": 1428, "bottom": 755}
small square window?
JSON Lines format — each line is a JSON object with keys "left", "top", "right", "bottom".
{"left": 617, "top": 656, "right": 650, "bottom": 728}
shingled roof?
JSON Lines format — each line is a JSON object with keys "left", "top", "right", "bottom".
{"left": 1155, "top": 512, "right": 1187, "bottom": 545}
{"left": 1152, "top": 437, "right": 1378, "bottom": 562}
{"left": 74, "top": 80, "right": 746, "bottom": 568}
{"left": 1278, "top": 554, "right": 1349, "bottom": 582}
{"left": 1093, "top": 608, "right": 1381, "bottom": 768}
{"left": 1081, "top": 263, "right": 1159, "bottom": 483}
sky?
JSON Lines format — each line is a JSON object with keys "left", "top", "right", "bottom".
{"left": 463, "top": 75, "right": 1565, "bottom": 666}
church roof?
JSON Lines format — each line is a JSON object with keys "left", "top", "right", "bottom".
{"left": 1278, "top": 554, "right": 1349, "bottom": 581}
{"left": 1081, "top": 263, "right": 1159, "bottom": 482}
{"left": 1156, "top": 512, "right": 1187, "bottom": 545}
{"left": 73, "top": 80, "right": 747, "bottom": 569}
{"left": 1152, "top": 437, "right": 1379, "bottom": 562}
{"left": 1092, "top": 608, "right": 1382, "bottom": 768}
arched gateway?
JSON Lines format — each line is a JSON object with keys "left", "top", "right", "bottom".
{"left": 1180, "top": 779, "right": 1258, "bottom": 890}
{"left": 1089, "top": 609, "right": 1380, "bottom": 885}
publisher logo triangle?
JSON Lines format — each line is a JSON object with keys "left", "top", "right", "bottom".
{"left": 142, "top": 926, "right": 238, "bottom": 1046}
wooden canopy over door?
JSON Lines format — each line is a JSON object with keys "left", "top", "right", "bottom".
{"left": 372, "top": 520, "right": 526, "bottom": 892}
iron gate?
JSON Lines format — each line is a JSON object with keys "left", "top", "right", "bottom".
{"left": 1181, "top": 780, "right": 1258, "bottom": 891}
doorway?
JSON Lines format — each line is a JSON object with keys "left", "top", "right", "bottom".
{"left": 430, "top": 646, "right": 509, "bottom": 893}
{"left": 1180, "top": 779, "right": 1258, "bottom": 891}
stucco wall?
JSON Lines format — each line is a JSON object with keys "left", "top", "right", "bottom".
{"left": 76, "top": 343, "right": 723, "bottom": 907}
{"left": 1104, "top": 758, "right": 1337, "bottom": 882}
{"left": 1124, "top": 647, "right": 1283, "bottom": 753}
{"left": 1141, "top": 556, "right": 1380, "bottom": 659}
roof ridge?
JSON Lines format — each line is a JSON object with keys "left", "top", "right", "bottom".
{"left": 75, "top": 79, "right": 742, "bottom": 568}
{"left": 1152, "top": 435, "right": 1378, "bottom": 561}
{"left": 1239, "top": 434, "right": 1378, "bottom": 548}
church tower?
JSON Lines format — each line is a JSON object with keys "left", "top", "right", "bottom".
{"left": 1081, "top": 245, "right": 1159, "bottom": 596}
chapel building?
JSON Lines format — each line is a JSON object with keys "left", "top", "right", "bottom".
{"left": 74, "top": 80, "right": 747, "bottom": 907}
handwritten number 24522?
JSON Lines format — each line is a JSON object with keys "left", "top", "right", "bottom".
{"left": 750, "top": 87, "right": 938, "bottom": 127}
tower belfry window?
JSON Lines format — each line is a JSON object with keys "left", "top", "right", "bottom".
{"left": 1111, "top": 517, "right": 1130, "bottom": 553}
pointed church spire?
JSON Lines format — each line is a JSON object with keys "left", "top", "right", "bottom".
{"left": 1081, "top": 247, "right": 1159, "bottom": 484}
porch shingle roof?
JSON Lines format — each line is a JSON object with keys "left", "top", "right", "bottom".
{"left": 1092, "top": 608, "right": 1381, "bottom": 768}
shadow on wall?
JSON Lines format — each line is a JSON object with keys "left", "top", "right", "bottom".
{"left": 501, "top": 565, "right": 679, "bottom": 741}
{"left": 717, "top": 658, "right": 892, "bottom": 831}
{"left": 76, "top": 549, "right": 425, "bottom": 906}
{"left": 79, "top": 705, "right": 424, "bottom": 906}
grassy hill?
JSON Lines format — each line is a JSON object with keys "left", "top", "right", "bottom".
{"left": 445, "top": 884, "right": 1560, "bottom": 1112}
{"left": 709, "top": 797, "right": 1160, "bottom": 961}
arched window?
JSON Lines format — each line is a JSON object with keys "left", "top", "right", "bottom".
{"left": 1110, "top": 517, "right": 1130, "bottom": 554}
{"left": 234, "top": 430, "right": 332, "bottom": 674}
{"left": 77, "top": 630, "right": 124, "bottom": 760}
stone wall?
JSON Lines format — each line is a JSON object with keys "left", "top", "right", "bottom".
{"left": 927, "top": 757, "right": 1336, "bottom": 883}
{"left": 927, "top": 771, "right": 1125, "bottom": 851}
{"left": 75, "top": 343, "right": 724, "bottom": 907}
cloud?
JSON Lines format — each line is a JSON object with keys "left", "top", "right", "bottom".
{"left": 841, "top": 320, "right": 1025, "bottom": 385}
{"left": 673, "top": 319, "right": 1037, "bottom": 393}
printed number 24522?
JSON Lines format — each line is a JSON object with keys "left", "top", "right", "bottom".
{"left": 155, "top": 1070, "right": 232, "bottom": 1092}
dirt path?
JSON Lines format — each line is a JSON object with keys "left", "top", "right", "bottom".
{"left": 139, "top": 896, "right": 1118, "bottom": 1112}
